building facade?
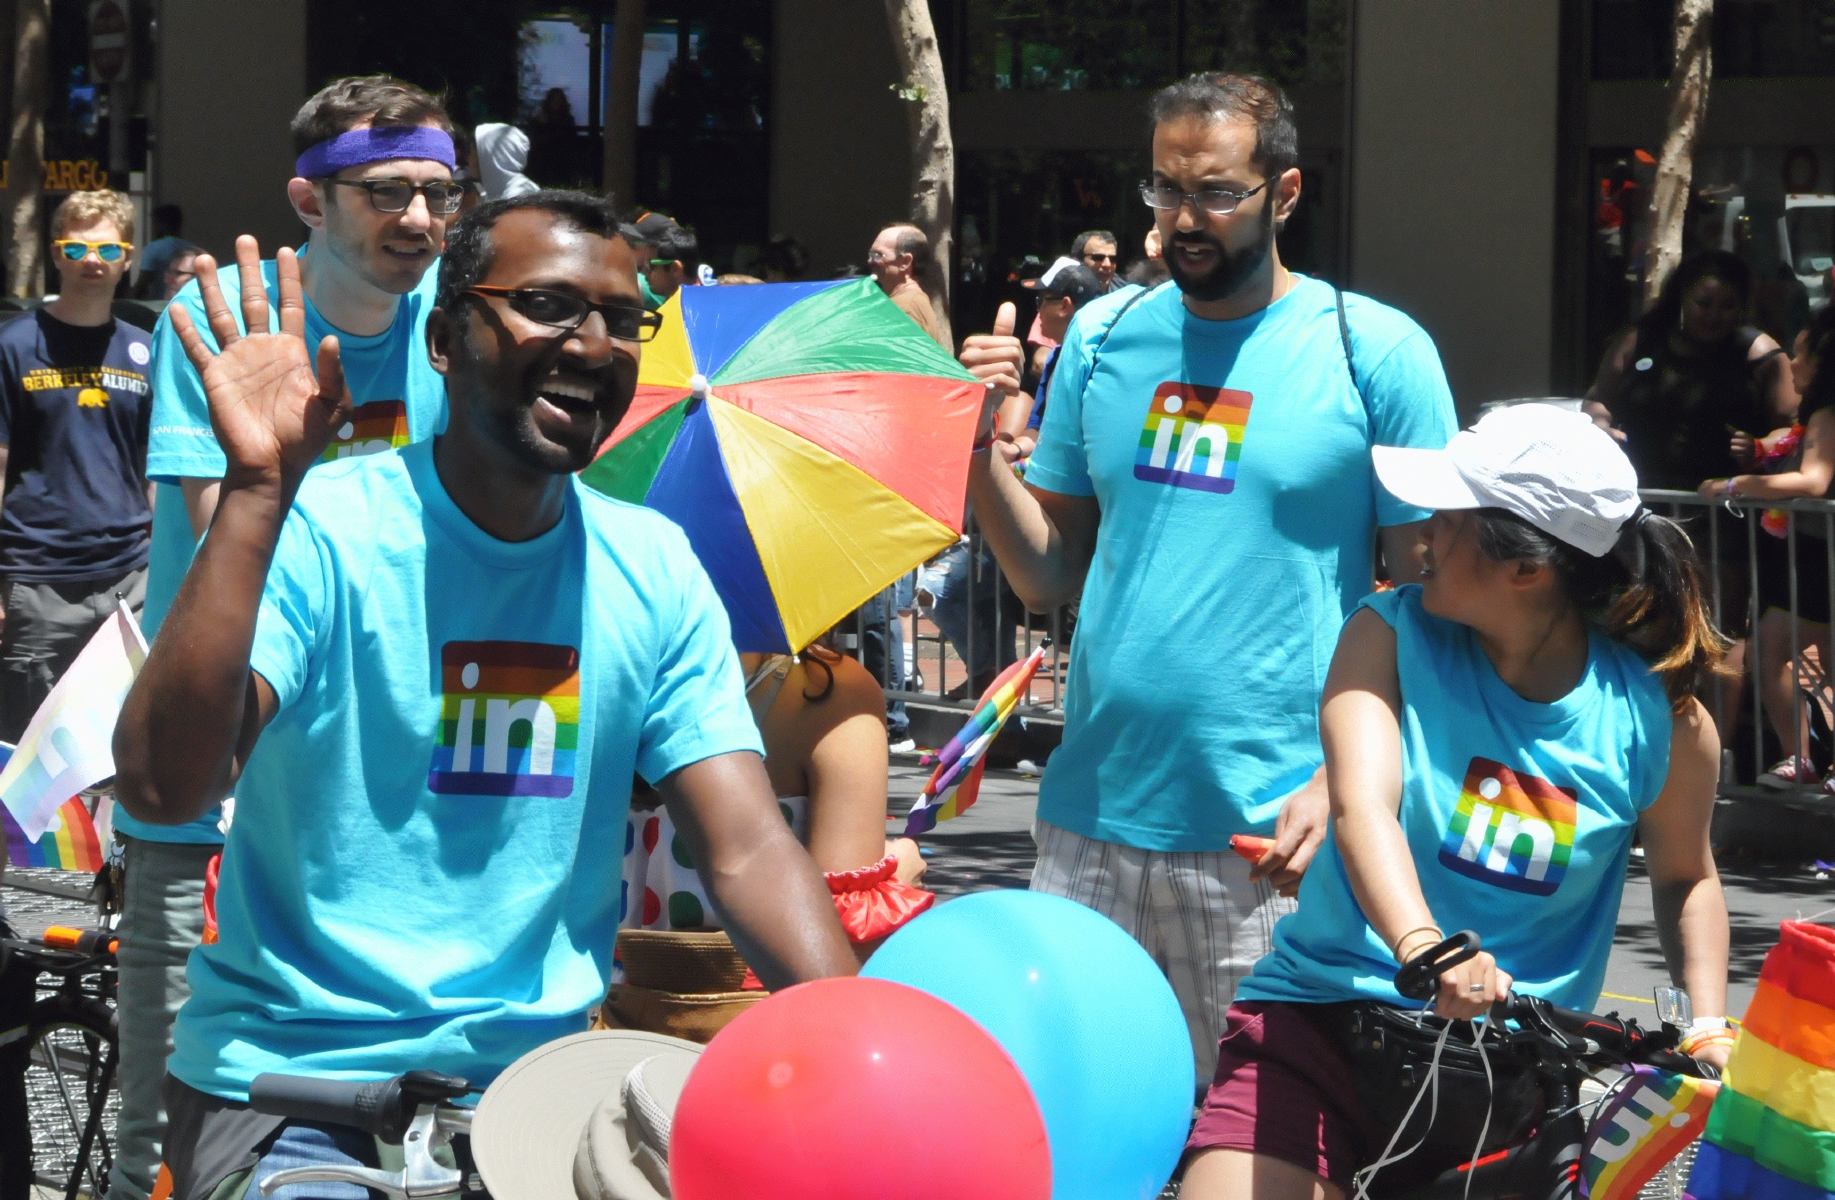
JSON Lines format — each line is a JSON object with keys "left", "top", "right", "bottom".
{"left": 5, "top": 0, "right": 1830, "bottom": 410}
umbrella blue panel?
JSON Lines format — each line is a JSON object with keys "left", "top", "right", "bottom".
{"left": 676, "top": 281, "right": 846, "bottom": 381}
{"left": 642, "top": 400, "right": 789, "bottom": 653}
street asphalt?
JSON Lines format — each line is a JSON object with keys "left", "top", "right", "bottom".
{"left": 887, "top": 755, "right": 1834, "bottom": 1021}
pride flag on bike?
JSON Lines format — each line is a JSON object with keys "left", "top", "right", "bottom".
{"left": 1583, "top": 1066, "right": 1718, "bottom": 1200}
{"left": 903, "top": 646, "right": 1046, "bottom": 837}
{"left": 0, "top": 599, "right": 145, "bottom": 840}
{"left": 1686, "top": 921, "right": 1835, "bottom": 1200}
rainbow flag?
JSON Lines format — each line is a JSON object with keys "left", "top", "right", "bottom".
{"left": 1687, "top": 921, "right": 1835, "bottom": 1200}
{"left": 1583, "top": 1066, "right": 1718, "bottom": 1200}
{"left": 903, "top": 646, "right": 1046, "bottom": 837}
{"left": 0, "top": 600, "right": 146, "bottom": 839}
{"left": 0, "top": 741, "right": 103, "bottom": 872}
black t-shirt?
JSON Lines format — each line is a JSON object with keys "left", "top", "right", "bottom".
{"left": 1613, "top": 326, "right": 1778, "bottom": 491}
{"left": 0, "top": 310, "right": 152, "bottom": 582}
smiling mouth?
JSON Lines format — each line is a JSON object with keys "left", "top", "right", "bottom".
{"left": 534, "top": 373, "right": 608, "bottom": 416}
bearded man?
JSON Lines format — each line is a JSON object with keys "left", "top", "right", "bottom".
{"left": 955, "top": 72, "right": 1457, "bottom": 1088}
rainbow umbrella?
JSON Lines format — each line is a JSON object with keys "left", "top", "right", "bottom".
{"left": 581, "top": 277, "right": 983, "bottom": 653}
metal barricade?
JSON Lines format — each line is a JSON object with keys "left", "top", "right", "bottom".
{"left": 843, "top": 514, "right": 1070, "bottom": 727}
{"left": 1640, "top": 488, "right": 1835, "bottom": 801}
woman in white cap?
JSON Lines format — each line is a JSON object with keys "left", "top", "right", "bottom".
{"left": 1181, "top": 403, "right": 1733, "bottom": 1200}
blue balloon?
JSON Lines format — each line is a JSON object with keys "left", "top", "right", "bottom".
{"left": 863, "top": 889, "right": 1194, "bottom": 1200}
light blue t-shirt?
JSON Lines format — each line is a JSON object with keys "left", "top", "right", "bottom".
{"left": 1239, "top": 586, "right": 1673, "bottom": 1012}
{"left": 127, "top": 258, "right": 446, "bottom": 845}
{"left": 1025, "top": 276, "right": 1457, "bottom": 851}
{"left": 168, "top": 440, "right": 762, "bottom": 1099}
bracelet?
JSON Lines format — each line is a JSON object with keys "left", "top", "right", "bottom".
{"left": 971, "top": 413, "right": 1002, "bottom": 453}
{"left": 1688, "top": 1016, "right": 1729, "bottom": 1033}
{"left": 1390, "top": 924, "right": 1444, "bottom": 958}
{"left": 1678, "top": 1028, "right": 1738, "bottom": 1057}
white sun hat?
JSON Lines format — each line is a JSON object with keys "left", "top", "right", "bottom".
{"left": 1371, "top": 402, "right": 1640, "bottom": 558}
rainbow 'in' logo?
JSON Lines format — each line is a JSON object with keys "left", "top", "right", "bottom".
{"left": 1133, "top": 382, "right": 1254, "bottom": 494}
{"left": 322, "top": 399, "right": 410, "bottom": 462}
{"left": 428, "top": 641, "right": 580, "bottom": 797}
{"left": 1438, "top": 757, "right": 1576, "bottom": 896}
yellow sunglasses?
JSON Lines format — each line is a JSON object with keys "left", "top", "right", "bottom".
{"left": 53, "top": 240, "right": 132, "bottom": 263}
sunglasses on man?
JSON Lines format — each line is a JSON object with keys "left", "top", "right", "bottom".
{"left": 53, "top": 240, "right": 132, "bottom": 263}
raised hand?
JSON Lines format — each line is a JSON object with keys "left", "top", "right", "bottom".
{"left": 168, "top": 236, "right": 351, "bottom": 493}
{"left": 960, "top": 301, "right": 1025, "bottom": 400}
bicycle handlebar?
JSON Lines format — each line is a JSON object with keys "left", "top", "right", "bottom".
{"left": 1393, "top": 930, "right": 1713, "bottom": 1079}
{"left": 249, "top": 1070, "right": 473, "bottom": 1145}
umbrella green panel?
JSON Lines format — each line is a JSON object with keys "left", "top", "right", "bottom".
{"left": 580, "top": 400, "right": 687, "bottom": 505}
{"left": 711, "top": 277, "right": 977, "bottom": 388}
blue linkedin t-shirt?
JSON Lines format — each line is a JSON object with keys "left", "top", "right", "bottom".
{"left": 169, "top": 441, "right": 762, "bottom": 1099}
{"left": 1240, "top": 586, "right": 1673, "bottom": 1011}
{"left": 1024, "top": 276, "right": 1457, "bottom": 851}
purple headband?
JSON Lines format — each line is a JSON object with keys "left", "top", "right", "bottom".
{"left": 295, "top": 125, "right": 456, "bottom": 178}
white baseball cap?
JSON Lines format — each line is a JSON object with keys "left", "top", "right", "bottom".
{"left": 1372, "top": 402, "right": 1640, "bottom": 557}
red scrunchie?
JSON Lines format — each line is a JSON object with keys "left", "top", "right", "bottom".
{"left": 739, "top": 855, "right": 936, "bottom": 989}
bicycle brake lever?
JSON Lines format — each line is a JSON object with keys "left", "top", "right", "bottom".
{"left": 1395, "top": 929, "right": 1481, "bottom": 1002}
{"left": 259, "top": 1164, "right": 412, "bottom": 1199}
{"left": 257, "top": 1104, "right": 465, "bottom": 1199}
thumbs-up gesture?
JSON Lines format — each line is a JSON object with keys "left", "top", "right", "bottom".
{"left": 959, "top": 301, "right": 1025, "bottom": 399}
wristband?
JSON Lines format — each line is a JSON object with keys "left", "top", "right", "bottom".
{"left": 972, "top": 413, "right": 1001, "bottom": 453}
{"left": 1688, "top": 1016, "right": 1729, "bottom": 1032}
{"left": 1391, "top": 924, "right": 1444, "bottom": 959}
{"left": 1679, "top": 1027, "right": 1737, "bottom": 1057}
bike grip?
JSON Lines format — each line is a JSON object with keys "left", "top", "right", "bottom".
{"left": 41, "top": 927, "right": 117, "bottom": 955}
{"left": 250, "top": 1074, "right": 398, "bottom": 1137}
{"left": 1230, "top": 835, "right": 1275, "bottom": 865}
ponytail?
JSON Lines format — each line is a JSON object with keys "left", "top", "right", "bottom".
{"left": 1599, "top": 509, "right": 1733, "bottom": 711}
{"left": 1471, "top": 507, "right": 1732, "bottom": 712}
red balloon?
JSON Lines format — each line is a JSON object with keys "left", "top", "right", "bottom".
{"left": 670, "top": 976, "right": 1052, "bottom": 1200}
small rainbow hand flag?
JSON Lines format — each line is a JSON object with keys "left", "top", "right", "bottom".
{"left": 903, "top": 646, "right": 1046, "bottom": 838}
{"left": 1686, "top": 921, "right": 1835, "bottom": 1200}
{"left": 1582, "top": 1066, "right": 1718, "bottom": 1200}
{"left": 0, "top": 743, "right": 103, "bottom": 872}
{"left": 0, "top": 599, "right": 145, "bottom": 839}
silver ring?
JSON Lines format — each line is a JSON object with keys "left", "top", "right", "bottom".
{"left": 1469, "top": 983, "right": 1485, "bottom": 992}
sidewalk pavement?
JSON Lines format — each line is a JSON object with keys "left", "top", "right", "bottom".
{"left": 887, "top": 754, "right": 1829, "bottom": 1021}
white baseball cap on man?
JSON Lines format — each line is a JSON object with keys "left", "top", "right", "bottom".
{"left": 1372, "top": 403, "right": 1640, "bottom": 558}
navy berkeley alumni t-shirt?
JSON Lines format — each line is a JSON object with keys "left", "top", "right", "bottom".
{"left": 0, "top": 310, "right": 152, "bottom": 582}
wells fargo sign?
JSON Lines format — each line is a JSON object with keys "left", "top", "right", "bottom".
{"left": 0, "top": 160, "right": 111, "bottom": 191}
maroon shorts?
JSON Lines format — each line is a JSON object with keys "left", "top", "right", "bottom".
{"left": 1186, "top": 1001, "right": 1384, "bottom": 1189}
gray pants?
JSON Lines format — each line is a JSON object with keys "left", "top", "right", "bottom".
{"left": 0, "top": 565, "right": 147, "bottom": 741}
{"left": 109, "top": 835, "right": 217, "bottom": 1200}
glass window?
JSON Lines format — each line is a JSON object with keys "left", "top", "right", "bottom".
{"left": 1593, "top": 0, "right": 1835, "bottom": 80}
{"left": 1181, "top": 0, "right": 1348, "bottom": 88}
{"left": 963, "top": 1, "right": 1174, "bottom": 92}
{"left": 518, "top": 19, "right": 592, "bottom": 126}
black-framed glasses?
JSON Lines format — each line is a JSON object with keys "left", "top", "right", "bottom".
{"left": 1139, "top": 180, "right": 1269, "bottom": 217}
{"left": 466, "top": 286, "right": 664, "bottom": 343}
{"left": 324, "top": 177, "right": 465, "bottom": 215}
{"left": 53, "top": 239, "right": 131, "bottom": 262}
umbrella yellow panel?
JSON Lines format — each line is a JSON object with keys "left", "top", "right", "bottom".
{"left": 707, "top": 398, "right": 958, "bottom": 652}
{"left": 636, "top": 292, "right": 697, "bottom": 390}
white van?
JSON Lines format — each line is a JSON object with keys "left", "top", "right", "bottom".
{"left": 1720, "top": 193, "right": 1835, "bottom": 310}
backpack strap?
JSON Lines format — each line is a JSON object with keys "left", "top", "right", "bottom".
{"left": 1083, "top": 282, "right": 1154, "bottom": 380}
{"left": 1335, "top": 284, "right": 1371, "bottom": 424}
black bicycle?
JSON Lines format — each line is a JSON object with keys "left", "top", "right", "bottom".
{"left": 1373, "top": 931, "right": 1715, "bottom": 1200}
{"left": 3, "top": 925, "right": 121, "bottom": 1200}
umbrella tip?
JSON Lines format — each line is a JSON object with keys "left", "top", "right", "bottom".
{"left": 689, "top": 373, "right": 710, "bottom": 399}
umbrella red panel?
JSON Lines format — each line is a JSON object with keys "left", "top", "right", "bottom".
{"left": 713, "top": 372, "right": 981, "bottom": 533}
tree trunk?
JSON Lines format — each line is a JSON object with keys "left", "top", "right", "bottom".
{"left": 883, "top": 0, "right": 954, "bottom": 348}
{"left": 4, "top": 0, "right": 47, "bottom": 298}
{"left": 602, "top": 0, "right": 646, "bottom": 208}
{"left": 1642, "top": 0, "right": 1713, "bottom": 310}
